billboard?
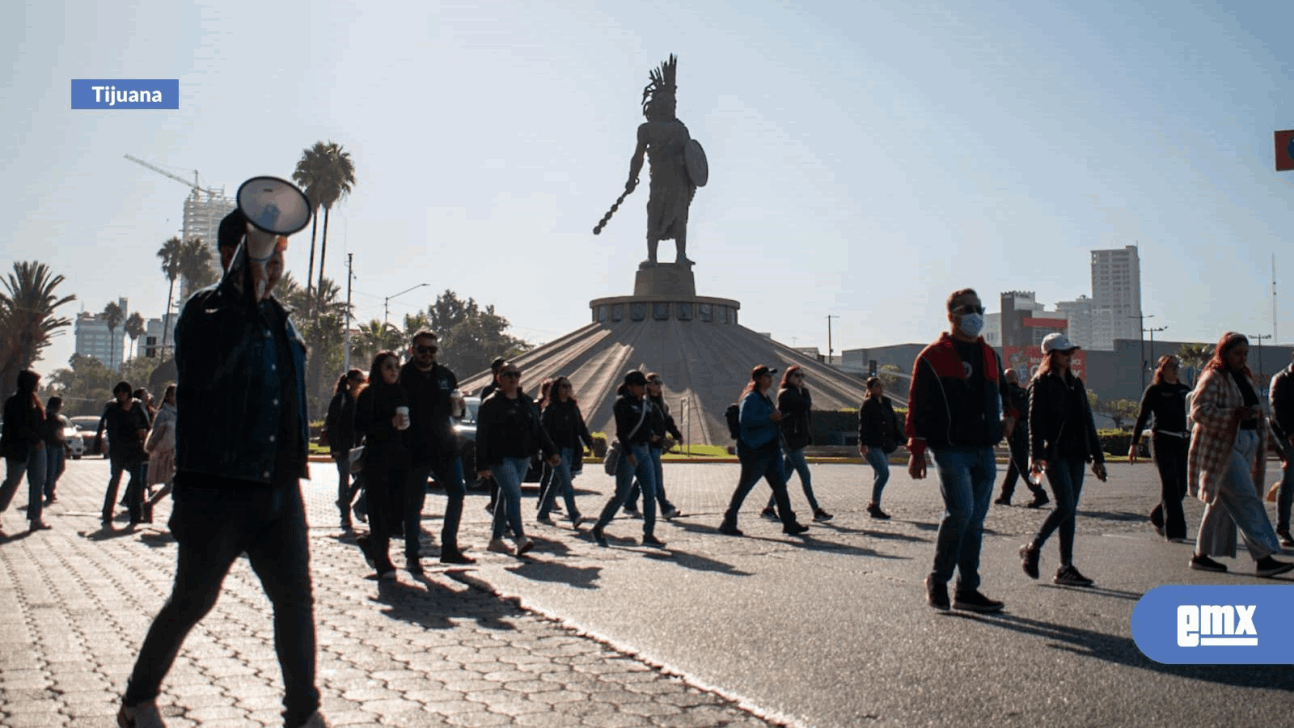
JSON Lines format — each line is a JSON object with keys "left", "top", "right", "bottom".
{"left": 1003, "top": 345, "right": 1087, "bottom": 382}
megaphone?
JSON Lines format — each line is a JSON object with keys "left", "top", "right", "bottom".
{"left": 235, "top": 176, "right": 312, "bottom": 299}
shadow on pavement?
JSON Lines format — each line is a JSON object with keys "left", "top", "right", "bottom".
{"left": 1081, "top": 509, "right": 1150, "bottom": 523}
{"left": 666, "top": 549, "right": 752, "bottom": 576}
{"left": 506, "top": 560, "right": 601, "bottom": 590}
{"left": 372, "top": 573, "right": 520, "bottom": 632}
{"left": 82, "top": 525, "right": 144, "bottom": 541}
{"left": 812, "top": 522, "right": 932, "bottom": 543}
{"left": 1040, "top": 583, "right": 1143, "bottom": 601}
{"left": 962, "top": 612, "right": 1294, "bottom": 688}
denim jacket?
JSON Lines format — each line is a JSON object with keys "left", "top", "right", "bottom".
{"left": 173, "top": 268, "right": 309, "bottom": 484}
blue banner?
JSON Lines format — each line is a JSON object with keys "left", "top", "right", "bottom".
{"left": 71, "top": 79, "right": 178, "bottom": 109}
{"left": 1132, "top": 585, "right": 1294, "bottom": 664}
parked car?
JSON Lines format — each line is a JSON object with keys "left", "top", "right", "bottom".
{"left": 63, "top": 421, "right": 85, "bottom": 459}
{"left": 454, "top": 396, "right": 481, "bottom": 489}
{"left": 68, "top": 416, "right": 107, "bottom": 457}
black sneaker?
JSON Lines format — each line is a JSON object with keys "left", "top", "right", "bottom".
{"left": 925, "top": 575, "right": 950, "bottom": 611}
{"left": 813, "top": 508, "right": 834, "bottom": 522}
{"left": 1189, "top": 554, "right": 1227, "bottom": 572}
{"left": 760, "top": 506, "right": 779, "bottom": 521}
{"left": 952, "top": 590, "right": 1004, "bottom": 613}
{"left": 622, "top": 504, "right": 640, "bottom": 518}
{"left": 356, "top": 535, "right": 376, "bottom": 569}
{"left": 406, "top": 556, "right": 425, "bottom": 575}
{"left": 591, "top": 526, "right": 608, "bottom": 548}
{"left": 866, "top": 503, "right": 891, "bottom": 520}
{"left": 718, "top": 522, "right": 744, "bottom": 537}
{"left": 642, "top": 534, "right": 666, "bottom": 548}
{"left": 783, "top": 523, "right": 810, "bottom": 536}
{"left": 1255, "top": 556, "right": 1294, "bottom": 578}
{"left": 440, "top": 549, "right": 475, "bottom": 565}
{"left": 1053, "top": 564, "right": 1094, "bottom": 587}
{"left": 1019, "top": 543, "right": 1040, "bottom": 580}
{"left": 994, "top": 496, "right": 1011, "bottom": 506}
{"left": 1026, "top": 494, "right": 1050, "bottom": 509}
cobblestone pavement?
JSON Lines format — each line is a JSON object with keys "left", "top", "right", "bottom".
{"left": 0, "top": 458, "right": 777, "bottom": 728}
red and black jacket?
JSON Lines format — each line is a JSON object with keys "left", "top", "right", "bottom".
{"left": 905, "top": 332, "right": 1016, "bottom": 458}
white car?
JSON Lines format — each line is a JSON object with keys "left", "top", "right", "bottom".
{"left": 63, "top": 421, "right": 85, "bottom": 459}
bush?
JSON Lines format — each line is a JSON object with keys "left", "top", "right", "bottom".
{"left": 588, "top": 433, "right": 609, "bottom": 457}
{"left": 1098, "top": 429, "right": 1148, "bottom": 458}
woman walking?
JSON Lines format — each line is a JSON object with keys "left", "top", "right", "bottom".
{"left": 354, "top": 352, "right": 411, "bottom": 580}
{"left": 537, "top": 375, "right": 594, "bottom": 527}
{"left": 0, "top": 370, "right": 49, "bottom": 532}
{"left": 762, "top": 366, "right": 831, "bottom": 522}
{"left": 1128, "top": 356, "right": 1192, "bottom": 540}
{"left": 142, "top": 385, "right": 178, "bottom": 523}
{"left": 475, "top": 361, "right": 558, "bottom": 556}
{"left": 1186, "top": 332, "right": 1293, "bottom": 577}
{"left": 719, "top": 365, "right": 810, "bottom": 537}
{"left": 1018, "top": 334, "right": 1107, "bottom": 587}
{"left": 591, "top": 371, "right": 666, "bottom": 547}
{"left": 40, "top": 396, "right": 69, "bottom": 506}
{"left": 857, "top": 376, "right": 905, "bottom": 519}
{"left": 326, "top": 369, "right": 365, "bottom": 529}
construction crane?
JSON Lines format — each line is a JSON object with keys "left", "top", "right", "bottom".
{"left": 124, "top": 154, "right": 227, "bottom": 247}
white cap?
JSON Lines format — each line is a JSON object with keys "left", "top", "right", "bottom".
{"left": 1041, "top": 332, "right": 1080, "bottom": 353}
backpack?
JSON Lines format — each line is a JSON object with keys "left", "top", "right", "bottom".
{"left": 724, "top": 403, "right": 742, "bottom": 440}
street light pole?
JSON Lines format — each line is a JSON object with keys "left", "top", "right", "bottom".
{"left": 1129, "top": 313, "right": 1153, "bottom": 392}
{"left": 1250, "top": 333, "right": 1272, "bottom": 383}
{"left": 384, "top": 283, "right": 430, "bottom": 326}
{"left": 1145, "top": 325, "right": 1167, "bottom": 379}
{"left": 826, "top": 314, "right": 840, "bottom": 365}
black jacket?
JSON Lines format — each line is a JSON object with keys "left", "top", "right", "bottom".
{"left": 475, "top": 392, "right": 556, "bottom": 470}
{"left": 0, "top": 392, "right": 43, "bottom": 461}
{"left": 96, "top": 399, "right": 152, "bottom": 462}
{"left": 399, "top": 360, "right": 459, "bottom": 464}
{"left": 1269, "top": 365, "right": 1294, "bottom": 442}
{"left": 1028, "top": 371, "right": 1103, "bottom": 464}
{"left": 646, "top": 393, "right": 682, "bottom": 450}
{"left": 355, "top": 383, "right": 410, "bottom": 467}
{"left": 324, "top": 390, "right": 357, "bottom": 455}
{"left": 777, "top": 386, "right": 812, "bottom": 450}
{"left": 614, "top": 392, "right": 654, "bottom": 449}
{"left": 858, "top": 396, "right": 904, "bottom": 452}
{"left": 542, "top": 399, "right": 594, "bottom": 450}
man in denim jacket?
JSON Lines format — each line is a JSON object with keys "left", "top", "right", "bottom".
{"left": 118, "top": 209, "right": 327, "bottom": 728}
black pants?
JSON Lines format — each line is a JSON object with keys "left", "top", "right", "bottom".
{"left": 363, "top": 453, "right": 407, "bottom": 568}
{"left": 1148, "top": 434, "right": 1188, "bottom": 539}
{"left": 723, "top": 442, "right": 797, "bottom": 528}
{"left": 103, "top": 454, "right": 144, "bottom": 523}
{"left": 998, "top": 430, "right": 1043, "bottom": 501}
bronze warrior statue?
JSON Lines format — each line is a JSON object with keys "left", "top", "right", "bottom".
{"left": 594, "top": 55, "right": 708, "bottom": 266}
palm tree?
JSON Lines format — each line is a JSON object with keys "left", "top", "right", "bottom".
{"left": 177, "top": 237, "right": 217, "bottom": 299}
{"left": 1176, "top": 342, "right": 1213, "bottom": 386}
{"left": 156, "top": 236, "right": 182, "bottom": 359}
{"left": 124, "top": 312, "right": 146, "bottom": 364}
{"left": 102, "top": 301, "right": 125, "bottom": 372}
{"left": 0, "top": 261, "right": 76, "bottom": 394}
{"left": 353, "top": 319, "right": 404, "bottom": 365}
{"left": 292, "top": 142, "right": 330, "bottom": 299}
{"left": 312, "top": 142, "right": 355, "bottom": 305}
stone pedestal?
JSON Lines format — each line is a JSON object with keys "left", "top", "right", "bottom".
{"left": 634, "top": 262, "right": 696, "bottom": 297}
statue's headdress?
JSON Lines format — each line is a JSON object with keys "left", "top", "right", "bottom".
{"left": 641, "top": 54, "right": 678, "bottom": 119}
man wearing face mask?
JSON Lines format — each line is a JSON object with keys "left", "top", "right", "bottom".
{"left": 117, "top": 208, "right": 328, "bottom": 728}
{"left": 906, "top": 288, "right": 1016, "bottom": 614}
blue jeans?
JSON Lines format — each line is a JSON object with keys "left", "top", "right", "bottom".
{"left": 596, "top": 443, "right": 657, "bottom": 535}
{"left": 43, "top": 445, "right": 65, "bottom": 500}
{"left": 490, "top": 456, "right": 532, "bottom": 540}
{"left": 408, "top": 456, "right": 466, "bottom": 554}
{"left": 1031, "top": 456, "right": 1087, "bottom": 566}
{"left": 864, "top": 447, "right": 890, "bottom": 505}
{"left": 1198, "top": 430, "right": 1281, "bottom": 560}
{"left": 930, "top": 446, "right": 996, "bottom": 593}
{"left": 124, "top": 479, "right": 318, "bottom": 727}
{"left": 767, "top": 447, "right": 819, "bottom": 511}
{"left": 538, "top": 448, "right": 581, "bottom": 521}
{"left": 103, "top": 454, "right": 144, "bottom": 523}
{"left": 0, "top": 446, "right": 47, "bottom": 523}
{"left": 724, "top": 442, "right": 797, "bottom": 528}
{"left": 625, "top": 447, "right": 672, "bottom": 510}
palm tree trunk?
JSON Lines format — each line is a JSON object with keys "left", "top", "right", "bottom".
{"left": 305, "top": 212, "right": 319, "bottom": 298}
{"left": 317, "top": 205, "right": 331, "bottom": 307}
{"left": 161, "top": 277, "right": 175, "bottom": 360}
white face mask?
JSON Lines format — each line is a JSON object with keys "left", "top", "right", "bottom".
{"left": 958, "top": 313, "right": 984, "bottom": 338}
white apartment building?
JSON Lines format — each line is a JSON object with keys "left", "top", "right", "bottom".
{"left": 73, "top": 298, "right": 129, "bottom": 371}
{"left": 1091, "top": 245, "right": 1142, "bottom": 350}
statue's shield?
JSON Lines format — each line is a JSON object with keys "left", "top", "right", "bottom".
{"left": 684, "top": 139, "right": 708, "bottom": 187}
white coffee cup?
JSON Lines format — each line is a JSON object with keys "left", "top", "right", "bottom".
{"left": 395, "top": 406, "right": 410, "bottom": 430}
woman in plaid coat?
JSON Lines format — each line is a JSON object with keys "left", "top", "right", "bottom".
{"left": 1186, "top": 332, "right": 1293, "bottom": 577}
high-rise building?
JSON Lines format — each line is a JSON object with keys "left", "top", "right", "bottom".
{"left": 1090, "top": 245, "right": 1142, "bottom": 350}
{"left": 74, "top": 298, "right": 129, "bottom": 371}
{"left": 1054, "top": 294, "right": 1095, "bottom": 350}
{"left": 132, "top": 314, "right": 178, "bottom": 359}
{"left": 178, "top": 193, "right": 237, "bottom": 301}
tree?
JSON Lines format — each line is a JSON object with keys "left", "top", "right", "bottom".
{"left": 1176, "top": 342, "right": 1213, "bottom": 386}
{"left": 46, "top": 353, "right": 118, "bottom": 416}
{"left": 311, "top": 142, "right": 355, "bottom": 303}
{"left": 352, "top": 319, "right": 404, "bottom": 368}
{"left": 102, "top": 301, "right": 124, "bottom": 373}
{"left": 292, "top": 142, "right": 329, "bottom": 299}
{"left": 177, "top": 237, "right": 217, "bottom": 297}
{"left": 124, "top": 312, "right": 146, "bottom": 365}
{"left": 878, "top": 363, "right": 901, "bottom": 390}
{"left": 423, "top": 290, "right": 531, "bottom": 376}
{"left": 0, "top": 261, "right": 76, "bottom": 394}
{"left": 156, "top": 235, "right": 183, "bottom": 359}
{"left": 1100, "top": 398, "right": 1141, "bottom": 430}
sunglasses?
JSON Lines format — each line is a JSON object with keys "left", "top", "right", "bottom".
{"left": 500, "top": 371, "right": 521, "bottom": 379}
{"left": 953, "top": 304, "right": 986, "bottom": 315}
{"left": 415, "top": 345, "right": 438, "bottom": 355}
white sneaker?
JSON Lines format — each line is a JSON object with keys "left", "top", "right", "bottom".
{"left": 118, "top": 700, "right": 166, "bottom": 728}
{"left": 487, "top": 538, "right": 512, "bottom": 554}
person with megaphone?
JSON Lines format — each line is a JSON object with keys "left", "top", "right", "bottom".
{"left": 118, "top": 178, "right": 329, "bottom": 728}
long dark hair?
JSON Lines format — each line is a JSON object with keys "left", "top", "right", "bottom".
{"left": 778, "top": 365, "right": 803, "bottom": 391}
{"left": 1205, "top": 332, "right": 1249, "bottom": 375}
{"left": 16, "top": 370, "right": 43, "bottom": 419}
{"left": 1033, "top": 350, "right": 1073, "bottom": 382}
{"left": 1151, "top": 355, "right": 1180, "bottom": 386}
{"left": 543, "top": 375, "right": 578, "bottom": 409}
{"left": 366, "top": 351, "right": 400, "bottom": 391}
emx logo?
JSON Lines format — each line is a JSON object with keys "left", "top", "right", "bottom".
{"left": 1177, "top": 605, "right": 1257, "bottom": 647}
{"left": 1133, "top": 586, "right": 1294, "bottom": 664}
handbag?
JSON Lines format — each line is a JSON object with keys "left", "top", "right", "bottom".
{"left": 348, "top": 445, "right": 366, "bottom": 474}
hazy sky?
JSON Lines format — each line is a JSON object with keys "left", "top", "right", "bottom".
{"left": 7, "top": 0, "right": 1294, "bottom": 379}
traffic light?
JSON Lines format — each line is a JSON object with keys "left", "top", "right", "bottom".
{"left": 868, "top": 360, "right": 878, "bottom": 377}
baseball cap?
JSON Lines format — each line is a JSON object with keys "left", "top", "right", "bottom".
{"left": 1041, "top": 333, "right": 1080, "bottom": 353}
{"left": 751, "top": 365, "right": 778, "bottom": 379}
{"left": 624, "top": 371, "right": 648, "bottom": 386}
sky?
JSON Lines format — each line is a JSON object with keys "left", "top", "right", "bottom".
{"left": 6, "top": 0, "right": 1294, "bottom": 379}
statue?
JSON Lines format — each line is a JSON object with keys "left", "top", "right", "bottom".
{"left": 593, "top": 55, "right": 707, "bottom": 267}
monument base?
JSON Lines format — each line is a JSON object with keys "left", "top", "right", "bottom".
{"left": 634, "top": 262, "right": 696, "bottom": 297}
